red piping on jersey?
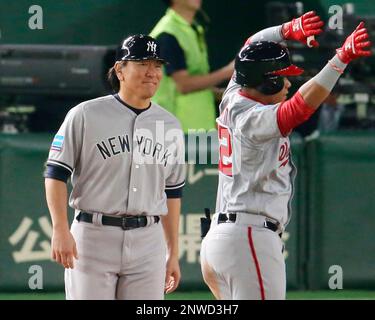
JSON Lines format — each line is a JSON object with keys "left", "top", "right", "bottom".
{"left": 277, "top": 91, "right": 315, "bottom": 137}
{"left": 238, "top": 89, "right": 267, "bottom": 104}
{"left": 248, "top": 227, "right": 265, "bottom": 300}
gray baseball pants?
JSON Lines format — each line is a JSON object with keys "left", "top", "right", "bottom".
{"left": 65, "top": 214, "right": 166, "bottom": 300}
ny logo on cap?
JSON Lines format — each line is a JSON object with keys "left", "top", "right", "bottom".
{"left": 147, "top": 41, "right": 157, "bottom": 53}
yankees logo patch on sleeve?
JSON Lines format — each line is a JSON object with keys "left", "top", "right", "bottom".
{"left": 51, "top": 135, "right": 64, "bottom": 151}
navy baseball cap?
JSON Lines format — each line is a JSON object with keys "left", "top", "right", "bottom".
{"left": 115, "top": 34, "right": 166, "bottom": 64}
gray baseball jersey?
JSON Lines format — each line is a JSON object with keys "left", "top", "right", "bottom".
{"left": 201, "top": 25, "right": 300, "bottom": 301}
{"left": 215, "top": 79, "right": 296, "bottom": 227}
{"left": 200, "top": 79, "right": 292, "bottom": 300}
{"left": 46, "top": 95, "right": 186, "bottom": 216}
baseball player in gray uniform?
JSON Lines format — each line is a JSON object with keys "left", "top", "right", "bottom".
{"left": 200, "top": 12, "right": 371, "bottom": 299}
{"left": 44, "top": 34, "right": 186, "bottom": 300}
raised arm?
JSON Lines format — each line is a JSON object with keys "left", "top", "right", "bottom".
{"left": 247, "top": 11, "right": 324, "bottom": 47}
{"left": 277, "top": 22, "right": 371, "bottom": 136}
{"left": 300, "top": 21, "right": 371, "bottom": 108}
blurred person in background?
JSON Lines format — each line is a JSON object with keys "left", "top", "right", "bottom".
{"left": 150, "top": 0, "right": 234, "bottom": 132}
{"left": 318, "top": 91, "right": 345, "bottom": 133}
{"left": 295, "top": 91, "right": 344, "bottom": 138}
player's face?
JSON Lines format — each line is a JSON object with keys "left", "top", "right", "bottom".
{"left": 174, "top": 0, "right": 202, "bottom": 11}
{"left": 269, "top": 77, "right": 291, "bottom": 104}
{"left": 122, "top": 60, "right": 163, "bottom": 99}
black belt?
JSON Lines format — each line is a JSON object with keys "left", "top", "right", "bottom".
{"left": 218, "top": 213, "right": 280, "bottom": 233}
{"left": 76, "top": 212, "right": 160, "bottom": 230}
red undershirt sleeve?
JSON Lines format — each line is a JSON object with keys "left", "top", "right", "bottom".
{"left": 277, "top": 91, "right": 316, "bottom": 137}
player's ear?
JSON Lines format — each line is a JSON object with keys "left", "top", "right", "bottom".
{"left": 284, "top": 77, "right": 291, "bottom": 88}
{"left": 114, "top": 62, "right": 126, "bottom": 81}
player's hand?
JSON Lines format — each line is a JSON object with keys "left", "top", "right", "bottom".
{"left": 51, "top": 227, "right": 78, "bottom": 269}
{"left": 336, "top": 21, "right": 372, "bottom": 64}
{"left": 164, "top": 255, "right": 181, "bottom": 294}
{"left": 281, "top": 11, "right": 324, "bottom": 47}
{"left": 221, "top": 60, "right": 235, "bottom": 81}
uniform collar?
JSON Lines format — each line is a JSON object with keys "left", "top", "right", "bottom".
{"left": 113, "top": 94, "right": 151, "bottom": 115}
{"left": 238, "top": 89, "right": 266, "bottom": 105}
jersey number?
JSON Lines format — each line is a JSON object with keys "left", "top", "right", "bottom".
{"left": 218, "top": 125, "right": 233, "bottom": 176}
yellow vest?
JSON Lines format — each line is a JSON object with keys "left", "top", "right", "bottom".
{"left": 150, "top": 9, "right": 216, "bottom": 132}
